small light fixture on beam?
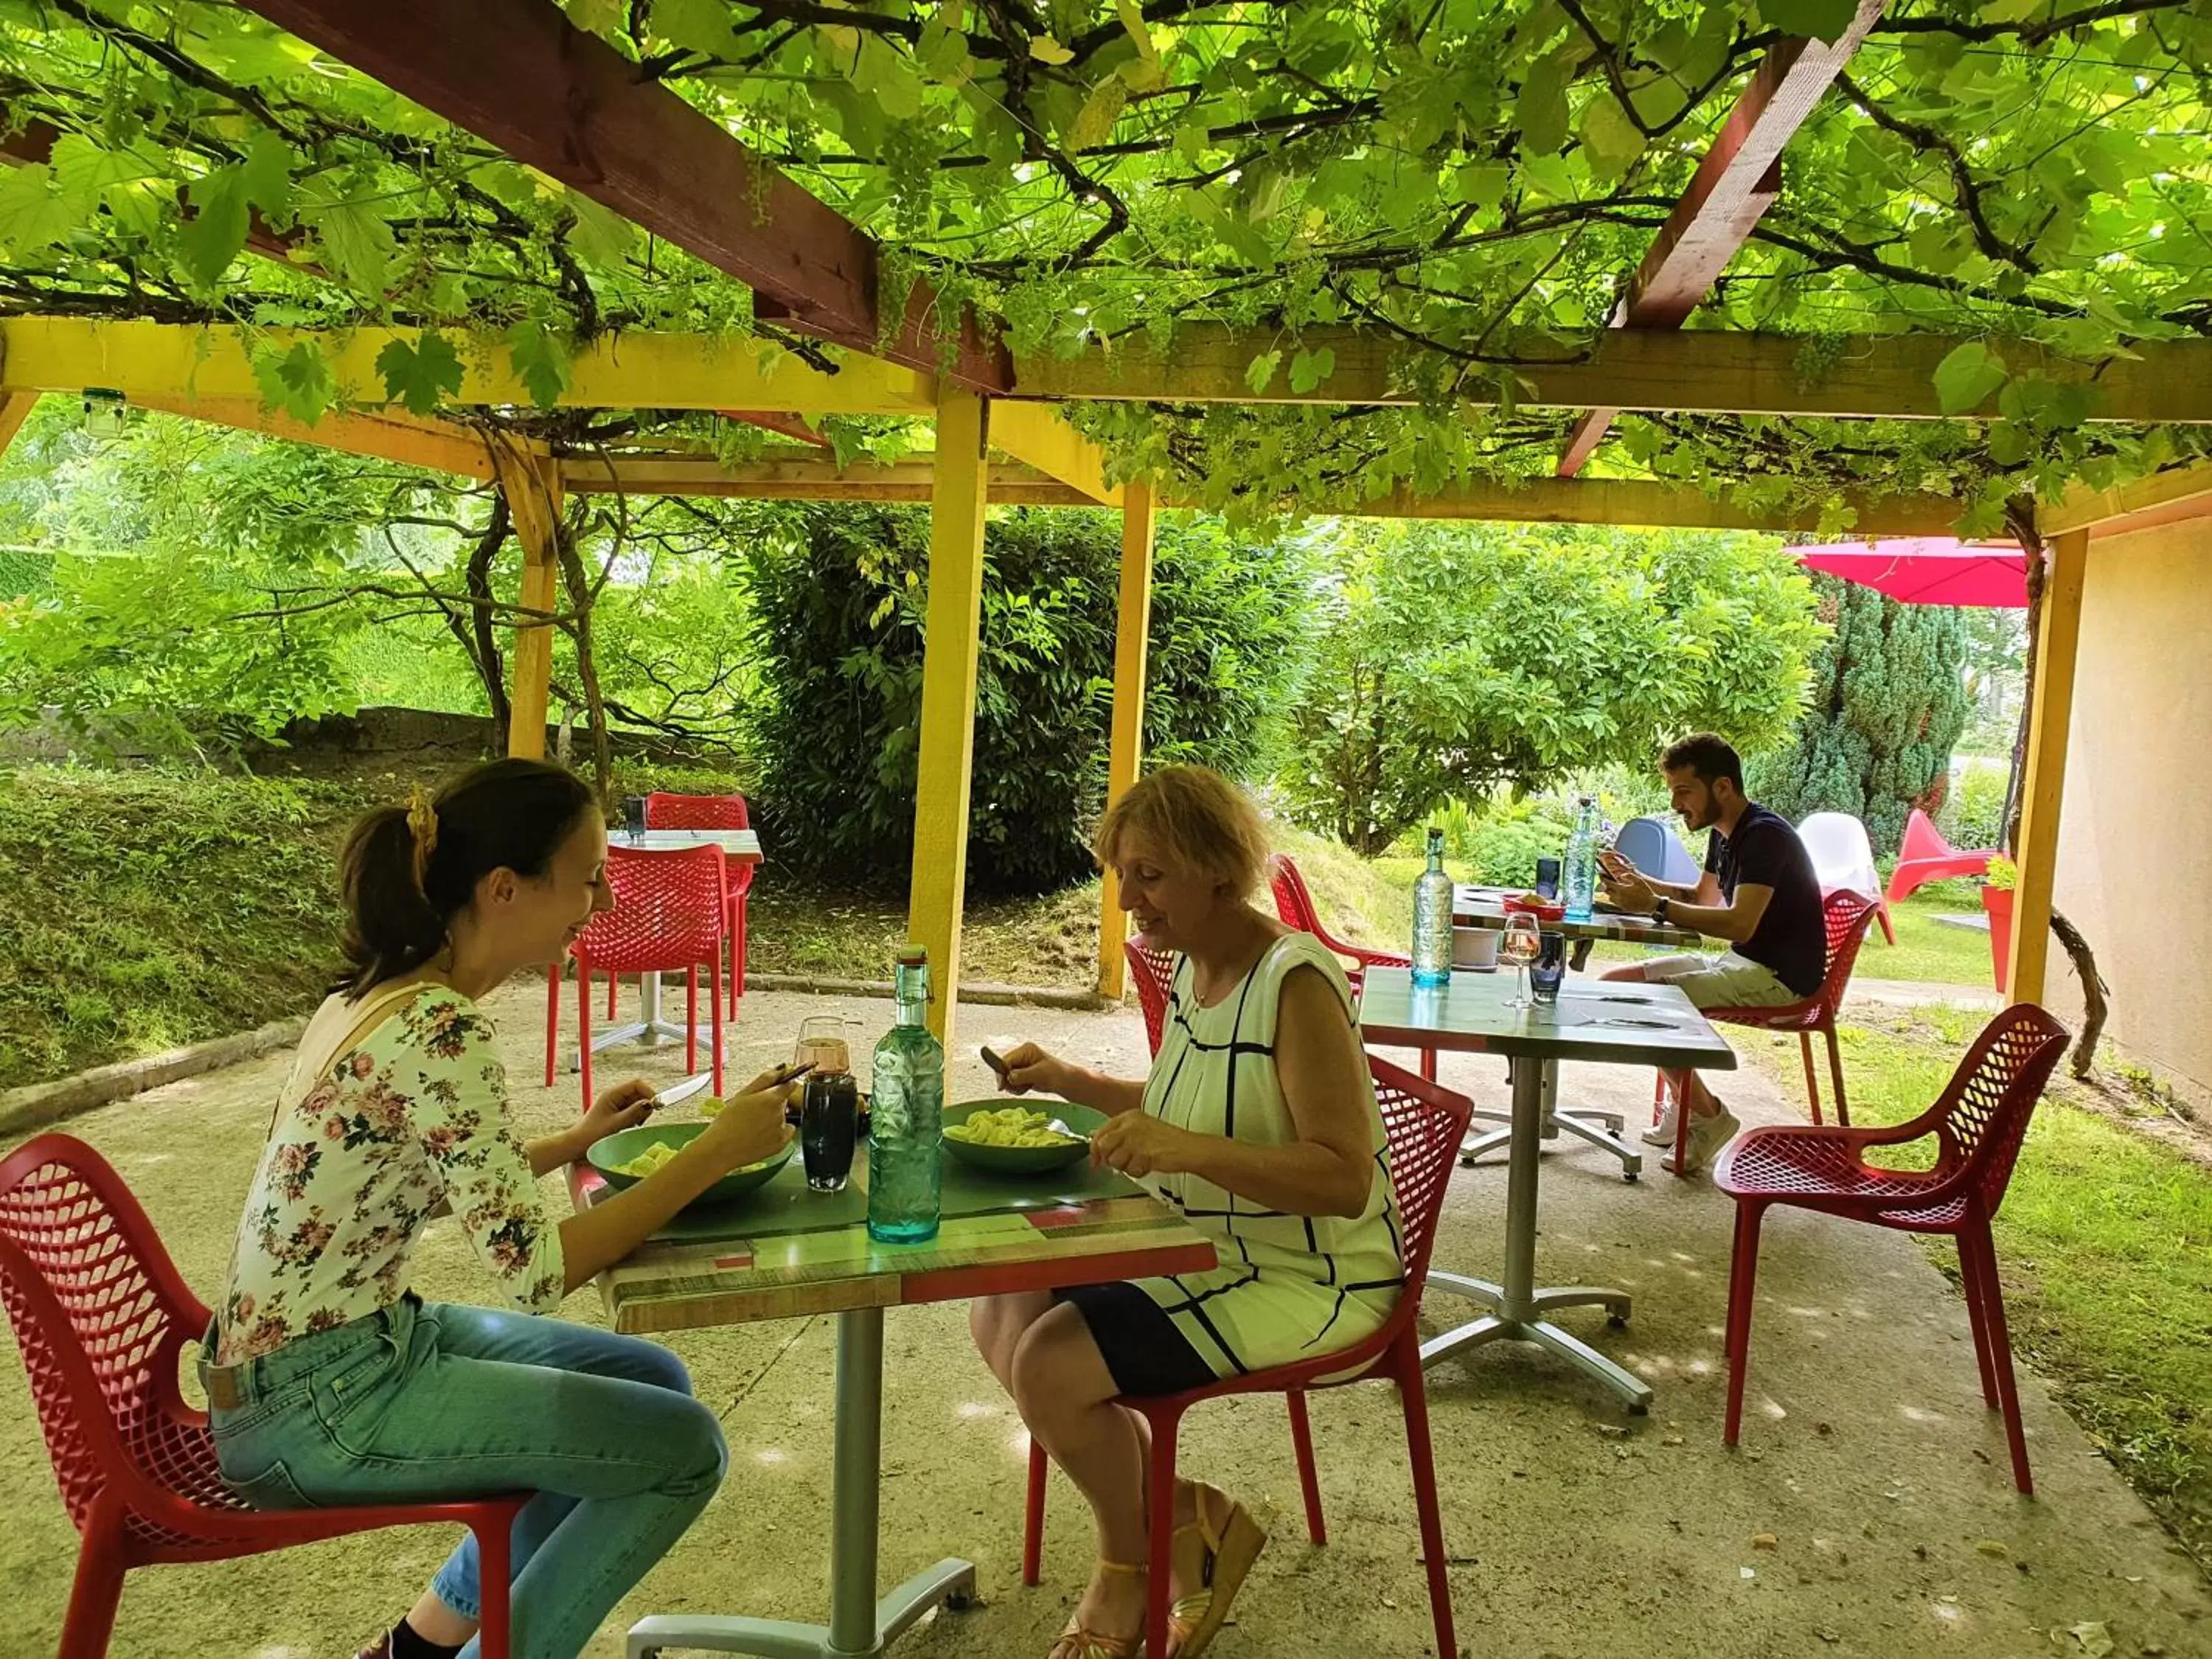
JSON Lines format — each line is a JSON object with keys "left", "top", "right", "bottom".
{"left": 81, "top": 388, "right": 128, "bottom": 439}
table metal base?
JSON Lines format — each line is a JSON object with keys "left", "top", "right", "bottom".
{"left": 1423, "top": 1057, "right": 1654, "bottom": 1413}
{"left": 628, "top": 1310, "right": 979, "bottom": 1658}
{"left": 575, "top": 970, "right": 694, "bottom": 1071}
{"left": 1461, "top": 1060, "right": 1642, "bottom": 1180}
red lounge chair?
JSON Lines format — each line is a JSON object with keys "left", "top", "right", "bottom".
{"left": 1885, "top": 808, "right": 1996, "bottom": 905}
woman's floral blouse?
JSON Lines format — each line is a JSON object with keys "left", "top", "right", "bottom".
{"left": 214, "top": 986, "right": 565, "bottom": 1366}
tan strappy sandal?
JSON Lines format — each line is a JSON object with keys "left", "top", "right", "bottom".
{"left": 1166, "top": 1486, "right": 1268, "bottom": 1659}
{"left": 1048, "top": 1559, "right": 1147, "bottom": 1659}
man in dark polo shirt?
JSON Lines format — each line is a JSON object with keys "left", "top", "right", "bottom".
{"left": 1598, "top": 733, "right": 1826, "bottom": 1175}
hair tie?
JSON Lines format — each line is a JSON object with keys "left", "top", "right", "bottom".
{"left": 405, "top": 785, "right": 439, "bottom": 896}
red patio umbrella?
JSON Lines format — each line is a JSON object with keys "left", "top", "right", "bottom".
{"left": 1788, "top": 538, "right": 2027, "bottom": 608}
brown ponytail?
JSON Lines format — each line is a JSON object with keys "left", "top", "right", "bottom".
{"left": 334, "top": 758, "right": 598, "bottom": 998}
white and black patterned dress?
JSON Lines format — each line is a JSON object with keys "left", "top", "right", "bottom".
{"left": 1127, "top": 931, "right": 1403, "bottom": 1377}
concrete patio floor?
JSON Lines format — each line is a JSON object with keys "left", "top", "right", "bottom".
{"left": 2, "top": 981, "right": 2204, "bottom": 1659}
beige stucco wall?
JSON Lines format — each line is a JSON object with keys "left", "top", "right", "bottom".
{"left": 2048, "top": 518, "right": 2211, "bottom": 1101}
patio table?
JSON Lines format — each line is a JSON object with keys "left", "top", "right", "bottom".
{"left": 569, "top": 1157, "right": 1215, "bottom": 1659}
{"left": 1360, "top": 966, "right": 1735, "bottom": 1412}
{"left": 579, "top": 829, "right": 764, "bottom": 1063}
{"left": 1447, "top": 886, "right": 1705, "bottom": 1175}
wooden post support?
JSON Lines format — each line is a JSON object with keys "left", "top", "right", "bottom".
{"left": 907, "top": 388, "right": 992, "bottom": 1046}
{"left": 0, "top": 393, "right": 38, "bottom": 457}
{"left": 488, "top": 434, "right": 563, "bottom": 761}
{"left": 2008, "top": 529, "right": 2088, "bottom": 1006}
{"left": 1096, "top": 480, "right": 1158, "bottom": 1000}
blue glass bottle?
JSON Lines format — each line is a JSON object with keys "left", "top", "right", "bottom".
{"left": 1564, "top": 795, "right": 1600, "bottom": 922}
{"left": 867, "top": 948, "right": 944, "bottom": 1244}
{"left": 1412, "top": 827, "right": 1453, "bottom": 988}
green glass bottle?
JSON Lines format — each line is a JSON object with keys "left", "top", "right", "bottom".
{"left": 867, "top": 947, "right": 944, "bottom": 1244}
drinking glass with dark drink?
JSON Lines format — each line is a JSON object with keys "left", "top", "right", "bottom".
{"left": 621, "top": 795, "right": 647, "bottom": 840}
{"left": 801, "top": 1070, "right": 859, "bottom": 1191}
{"left": 1531, "top": 930, "right": 1566, "bottom": 1007}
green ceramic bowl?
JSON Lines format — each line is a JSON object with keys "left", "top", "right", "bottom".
{"left": 586, "top": 1121, "right": 795, "bottom": 1207}
{"left": 941, "top": 1100, "right": 1107, "bottom": 1176}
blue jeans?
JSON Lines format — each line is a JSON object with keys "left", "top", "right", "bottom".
{"left": 207, "top": 1295, "right": 728, "bottom": 1659}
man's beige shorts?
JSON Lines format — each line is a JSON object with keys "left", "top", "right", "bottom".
{"left": 1637, "top": 951, "right": 1800, "bottom": 1011}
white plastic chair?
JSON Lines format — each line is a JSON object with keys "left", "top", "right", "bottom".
{"left": 1796, "top": 812, "right": 1896, "bottom": 945}
{"left": 1615, "top": 815, "right": 1701, "bottom": 887}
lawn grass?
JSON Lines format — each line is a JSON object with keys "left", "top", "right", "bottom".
{"left": 1738, "top": 1004, "right": 2212, "bottom": 1568}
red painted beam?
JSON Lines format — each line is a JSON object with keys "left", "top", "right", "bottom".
{"left": 1557, "top": 1, "right": 1884, "bottom": 476}
{"left": 720, "top": 409, "right": 831, "bottom": 448}
{"left": 235, "top": 0, "right": 1010, "bottom": 394}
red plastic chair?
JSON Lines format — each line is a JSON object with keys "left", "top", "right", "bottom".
{"left": 1659, "top": 888, "right": 1880, "bottom": 1169}
{"left": 546, "top": 844, "right": 727, "bottom": 1107}
{"left": 1124, "top": 939, "right": 1176, "bottom": 1057}
{"left": 1712, "top": 1004, "right": 2069, "bottom": 1494}
{"left": 1021, "top": 1054, "right": 1470, "bottom": 1659}
{"left": 1266, "top": 853, "right": 1410, "bottom": 991}
{"left": 0, "top": 1135, "right": 525, "bottom": 1659}
{"left": 646, "top": 791, "right": 755, "bottom": 1014}
{"left": 1885, "top": 808, "right": 1996, "bottom": 905}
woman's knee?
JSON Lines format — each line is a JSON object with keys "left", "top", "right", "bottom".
{"left": 1008, "top": 1307, "right": 1116, "bottom": 1425}
{"left": 624, "top": 1335, "right": 697, "bottom": 1399}
{"left": 661, "top": 1396, "right": 730, "bottom": 1500}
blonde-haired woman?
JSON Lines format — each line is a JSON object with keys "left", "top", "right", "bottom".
{"left": 975, "top": 765, "right": 1402, "bottom": 1658}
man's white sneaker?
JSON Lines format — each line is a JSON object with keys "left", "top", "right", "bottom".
{"left": 1641, "top": 1102, "right": 1681, "bottom": 1148}
{"left": 1668, "top": 1107, "right": 1742, "bottom": 1176}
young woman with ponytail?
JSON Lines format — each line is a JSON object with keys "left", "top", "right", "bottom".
{"left": 205, "top": 759, "right": 796, "bottom": 1659}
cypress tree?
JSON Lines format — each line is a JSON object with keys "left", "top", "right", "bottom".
{"left": 1749, "top": 574, "right": 1971, "bottom": 855}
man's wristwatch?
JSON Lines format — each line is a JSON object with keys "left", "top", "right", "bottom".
{"left": 1655, "top": 895, "right": 1670, "bottom": 924}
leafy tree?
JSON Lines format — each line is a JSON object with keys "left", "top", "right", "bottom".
{"left": 745, "top": 504, "right": 1315, "bottom": 892}
{"left": 1281, "top": 524, "right": 1822, "bottom": 855}
{"left": 1748, "top": 574, "right": 1972, "bottom": 855}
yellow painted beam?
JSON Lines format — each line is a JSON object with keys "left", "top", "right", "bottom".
{"left": 557, "top": 453, "right": 1090, "bottom": 504}
{"left": 0, "top": 392, "right": 37, "bottom": 457}
{"left": 906, "top": 389, "right": 992, "bottom": 1048}
{"left": 490, "top": 434, "right": 564, "bottom": 762}
{"left": 2045, "top": 460, "right": 2212, "bottom": 537}
{"left": 1096, "top": 479, "right": 1157, "bottom": 1001}
{"left": 131, "top": 393, "right": 499, "bottom": 478}
{"left": 1013, "top": 326, "right": 2212, "bottom": 424}
{"left": 990, "top": 402, "right": 1123, "bottom": 506}
{"left": 2006, "top": 529, "right": 2088, "bottom": 1006}
{"left": 0, "top": 316, "right": 936, "bottom": 417}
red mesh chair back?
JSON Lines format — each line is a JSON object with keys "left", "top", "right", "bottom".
{"left": 646, "top": 790, "right": 749, "bottom": 832}
{"left": 1267, "top": 853, "right": 1323, "bottom": 933}
{"left": 1124, "top": 939, "right": 1177, "bottom": 1057}
{"left": 0, "top": 1134, "right": 212, "bottom": 1543}
{"left": 577, "top": 844, "right": 727, "bottom": 974}
{"left": 1363, "top": 1054, "right": 1470, "bottom": 1314}
{"left": 1924, "top": 1003, "right": 2070, "bottom": 1213}
{"left": 1813, "top": 888, "right": 1879, "bottom": 1014}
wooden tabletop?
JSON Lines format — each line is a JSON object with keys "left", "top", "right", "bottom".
{"left": 612, "top": 828, "right": 762, "bottom": 863}
{"left": 1360, "top": 965, "right": 1739, "bottom": 1071}
{"left": 571, "top": 1165, "right": 1217, "bottom": 1337}
{"left": 1452, "top": 885, "right": 1701, "bottom": 949}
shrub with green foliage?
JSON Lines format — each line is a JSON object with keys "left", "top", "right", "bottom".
{"left": 1938, "top": 761, "right": 2008, "bottom": 854}
{"left": 1281, "top": 524, "right": 1823, "bottom": 855}
{"left": 745, "top": 504, "right": 1313, "bottom": 892}
{"left": 1749, "top": 575, "right": 1972, "bottom": 855}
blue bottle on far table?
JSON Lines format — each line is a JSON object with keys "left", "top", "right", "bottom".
{"left": 1563, "top": 795, "right": 1600, "bottom": 922}
{"left": 868, "top": 947, "right": 944, "bottom": 1245}
{"left": 1412, "top": 827, "right": 1453, "bottom": 988}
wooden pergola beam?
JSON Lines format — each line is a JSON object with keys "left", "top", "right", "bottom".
{"left": 131, "top": 393, "right": 503, "bottom": 479}
{"left": 721, "top": 411, "right": 830, "bottom": 450}
{"left": 0, "top": 317, "right": 936, "bottom": 417}
{"left": 1557, "top": 1, "right": 1885, "bottom": 475}
{"left": 557, "top": 454, "right": 1092, "bottom": 504}
{"left": 235, "top": 0, "right": 1009, "bottom": 393}
{"left": 2044, "top": 460, "right": 2212, "bottom": 537}
{"left": 990, "top": 403, "right": 1123, "bottom": 506}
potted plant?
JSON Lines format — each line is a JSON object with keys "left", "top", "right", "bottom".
{"left": 1982, "top": 855, "right": 2017, "bottom": 995}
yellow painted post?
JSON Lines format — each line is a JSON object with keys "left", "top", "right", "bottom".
{"left": 0, "top": 394, "right": 38, "bottom": 457}
{"left": 1096, "top": 479, "right": 1157, "bottom": 999}
{"left": 908, "top": 388, "right": 992, "bottom": 1046}
{"left": 489, "top": 436, "right": 563, "bottom": 761}
{"left": 2007, "top": 529, "right": 2089, "bottom": 1006}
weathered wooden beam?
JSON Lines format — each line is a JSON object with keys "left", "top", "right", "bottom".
{"left": 990, "top": 402, "right": 1123, "bottom": 506}
{"left": 235, "top": 0, "right": 1009, "bottom": 392}
{"left": 1265, "top": 476, "right": 1964, "bottom": 535}
{"left": 0, "top": 317, "right": 936, "bottom": 417}
{"left": 131, "top": 393, "right": 501, "bottom": 478}
{"left": 2044, "top": 461, "right": 2212, "bottom": 536}
{"left": 1011, "top": 326, "right": 2212, "bottom": 424}
{"left": 1096, "top": 479, "right": 1157, "bottom": 1001}
{"left": 720, "top": 410, "right": 830, "bottom": 449}
{"left": 1558, "top": 1, "right": 1885, "bottom": 475}
{"left": 0, "top": 392, "right": 36, "bottom": 459}
{"left": 2007, "top": 529, "right": 2087, "bottom": 1005}
{"left": 488, "top": 434, "right": 563, "bottom": 762}
{"left": 557, "top": 454, "right": 1089, "bottom": 504}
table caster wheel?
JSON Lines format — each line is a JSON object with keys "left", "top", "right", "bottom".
{"left": 1623, "top": 1169, "right": 1640, "bottom": 1183}
{"left": 1607, "top": 1307, "right": 1630, "bottom": 1329}
{"left": 945, "top": 1590, "right": 978, "bottom": 1612}
{"left": 1628, "top": 1400, "right": 1649, "bottom": 1416}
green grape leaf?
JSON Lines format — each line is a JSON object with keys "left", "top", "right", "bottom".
{"left": 857, "top": 35, "right": 925, "bottom": 119}
{"left": 1070, "top": 77, "right": 1129, "bottom": 150}
{"left": 1245, "top": 350, "right": 1282, "bottom": 394}
{"left": 253, "top": 339, "right": 334, "bottom": 423}
{"left": 564, "top": 189, "right": 636, "bottom": 268}
{"left": 1453, "top": 161, "right": 1509, "bottom": 209}
{"left": 180, "top": 165, "right": 252, "bottom": 288}
{"left": 1288, "top": 347, "right": 1336, "bottom": 394}
{"left": 49, "top": 134, "right": 167, "bottom": 196}
{"left": 1117, "top": 0, "right": 1161, "bottom": 66}
{"left": 300, "top": 182, "right": 396, "bottom": 296}
{"left": 1029, "top": 36, "right": 1075, "bottom": 65}
{"left": 240, "top": 130, "right": 295, "bottom": 221}
{"left": 1579, "top": 97, "right": 1646, "bottom": 179}
{"left": 1761, "top": 0, "right": 1861, "bottom": 43}
{"left": 563, "top": 0, "right": 624, "bottom": 34}
{"left": 655, "top": 0, "right": 734, "bottom": 55}
{"left": 505, "top": 319, "right": 573, "bottom": 408}
{"left": 375, "top": 331, "right": 465, "bottom": 415}
{"left": 1516, "top": 52, "right": 1571, "bottom": 156}
{"left": 917, "top": 4, "right": 970, "bottom": 78}
{"left": 1933, "top": 341, "right": 2008, "bottom": 416}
